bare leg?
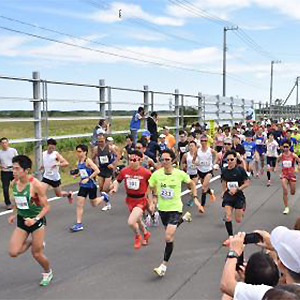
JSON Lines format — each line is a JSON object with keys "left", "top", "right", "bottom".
{"left": 8, "top": 227, "right": 29, "bottom": 257}
{"left": 76, "top": 196, "right": 86, "bottom": 223}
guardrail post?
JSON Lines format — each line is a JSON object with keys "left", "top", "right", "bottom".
{"left": 32, "top": 71, "right": 42, "bottom": 179}
{"left": 143, "top": 85, "right": 149, "bottom": 129}
{"left": 107, "top": 86, "right": 112, "bottom": 132}
{"left": 230, "top": 97, "right": 234, "bottom": 126}
{"left": 150, "top": 91, "right": 154, "bottom": 112}
{"left": 198, "top": 92, "right": 202, "bottom": 124}
{"left": 99, "top": 79, "right": 106, "bottom": 119}
{"left": 242, "top": 98, "right": 246, "bottom": 121}
{"left": 175, "top": 89, "right": 180, "bottom": 145}
{"left": 181, "top": 95, "right": 184, "bottom": 129}
{"left": 216, "top": 95, "right": 220, "bottom": 126}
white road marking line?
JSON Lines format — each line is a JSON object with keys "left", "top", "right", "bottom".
{"left": 0, "top": 175, "right": 221, "bottom": 217}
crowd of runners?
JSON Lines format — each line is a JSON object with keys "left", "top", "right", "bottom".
{"left": 2, "top": 110, "right": 300, "bottom": 296}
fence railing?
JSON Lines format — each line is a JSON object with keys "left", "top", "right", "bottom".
{"left": 0, "top": 71, "right": 255, "bottom": 176}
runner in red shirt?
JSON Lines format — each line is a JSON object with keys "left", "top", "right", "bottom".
{"left": 275, "top": 141, "right": 300, "bottom": 215}
{"left": 110, "top": 150, "right": 153, "bottom": 249}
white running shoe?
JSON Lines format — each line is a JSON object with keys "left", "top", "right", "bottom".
{"left": 283, "top": 207, "right": 290, "bottom": 215}
{"left": 154, "top": 264, "right": 167, "bottom": 277}
{"left": 182, "top": 211, "right": 192, "bottom": 222}
{"left": 102, "top": 203, "right": 112, "bottom": 211}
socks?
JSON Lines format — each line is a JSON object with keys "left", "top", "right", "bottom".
{"left": 163, "top": 242, "right": 174, "bottom": 262}
{"left": 201, "top": 192, "right": 207, "bottom": 206}
{"left": 267, "top": 171, "right": 271, "bottom": 180}
{"left": 225, "top": 221, "right": 233, "bottom": 236}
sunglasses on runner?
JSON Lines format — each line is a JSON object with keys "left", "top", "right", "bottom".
{"left": 129, "top": 158, "right": 140, "bottom": 162}
{"left": 201, "top": 140, "right": 208, "bottom": 142}
{"left": 227, "top": 158, "right": 235, "bottom": 162}
{"left": 224, "top": 143, "right": 232, "bottom": 146}
{"left": 283, "top": 146, "right": 289, "bottom": 148}
{"left": 135, "top": 147, "right": 143, "bottom": 150}
{"left": 161, "top": 158, "right": 171, "bottom": 162}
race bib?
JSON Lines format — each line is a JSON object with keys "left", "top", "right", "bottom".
{"left": 283, "top": 161, "right": 292, "bottom": 168}
{"left": 227, "top": 181, "right": 239, "bottom": 189}
{"left": 15, "top": 196, "right": 29, "bottom": 210}
{"left": 126, "top": 178, "right": 140, "bottom": 190}
{"left": 180, "top": 146, "right": 187, "bottom": 153}
{"left": 190, "top": 164, "right": 197, "bottom": 170}
{"left": 256, "top": 139, "right": 262, "bottom": 145}
{"left": 246, "top": 151, "right": 252, "bottom": 157}
{"left": 160, "top": 188, "right": 174, "bottom": 199}
{"left": 99, "top": 156, "right": 109, "bottom": 164}
{"left": 79, "top": 169, "right": 89, "bottom": 178}
{"left": 45, "top": 170, "right": 54, "bottom": 176}
{"left": 200, "top": 161, "right": 210, "bottom": 166}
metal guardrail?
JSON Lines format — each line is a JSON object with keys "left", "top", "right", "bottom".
{"left": 0, "top": 72, "right": 256, "bottom": 176}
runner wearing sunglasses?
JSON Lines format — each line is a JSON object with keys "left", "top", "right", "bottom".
{"left": 275, "top": 141, "right": 300, "bottom": 215}
{"left": 110, "top": 151, "right": 153, "bottom": 249}
{"left": 221, "top": 150, "right": 250, "bottom": 245}
{"left": 149, "top": 149, "right": 196, "bottom": 277}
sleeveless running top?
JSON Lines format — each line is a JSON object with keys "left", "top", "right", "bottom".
{"left": 197, "top": 148, "right": 213, "bottom": 173}
{"left": 13, "top": 177, "right": 42, "bottom": 218}
{"left": 97, "top": 145, "right": 113, "bottom": 168}
{"left": 42, "top": 150, "right": 60, "bottom": 181}
{"left": 77, "top": 160, "right": 96, "bottom": 188}
{"left": 186, "top": 152, "right": 198, "bottom": 175}
{"left": 281, "top": 153, "right": 296, "bottom": 176}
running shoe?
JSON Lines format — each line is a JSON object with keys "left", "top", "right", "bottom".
{"left": 154, "top": 264, "right": 167, "bottom": 277}
{"left": 210, "top": 189, "right": 216, "bottom": 202}
{"left": 267, "top": 180, "right": 271, "bottom": 187}
{"left": 151, "top": 212, "right": 160, "bottom": 227}
{"left": 283, "top": 207, "right": 290, "bottom": 215}
{"left": 67, "top": 191, "right": 73, "bottom": 204}
{"left": 134, "top": 234, "right": 142, "bottom": 249}
{"left": 182, "top": 211, "right": 192, "bottom": 222}
{"left": 187, "top": 198, "right": 194, "bottom": 207}
{"left": 101, "top": 203, "right": 112, "bottom": 211}
{"left": 222, "top": 236, "right": 233, "bottom": 247}
{"left": 40, "top": 270, "right": 53, "bottom": 286}
{"left": 142, "top": 231, "right": 151, "bottom": 246}
{"left": 71, "top": 223, "right": 83, "bottom": 232}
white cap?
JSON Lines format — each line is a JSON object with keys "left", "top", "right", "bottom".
{"left": 107, "top": 137, "right": 114, "bottom": 141}
{"left": 159, "top": 134, "right": 166, "bottom": 138}
{"left": 271, "top": 226, "right": 300, "bottom": 273}
{"left": 163, "top": 126, "right": 170, "bottom": 130}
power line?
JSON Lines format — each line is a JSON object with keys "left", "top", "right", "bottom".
{"left": 0, "top": 24, "right": 222, "bottom": 75}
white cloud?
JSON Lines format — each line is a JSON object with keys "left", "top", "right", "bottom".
{"left": 90, "top": 2, "right": 185, "bottom": 26}
{"left": 240, "top": 24, "right": 275, "bottom": 31}
{"left": 0, "top": 36, "right": 30, "bottom": 56}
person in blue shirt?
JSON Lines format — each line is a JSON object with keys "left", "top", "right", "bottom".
{"left": 129, "top": 107, "right": 146, "bottom": 144}
{"left": 280, "top": 130, "right": 297, "bottom": 153}
{"left": 242, "top": 131, "right": 256, "bottom": 176}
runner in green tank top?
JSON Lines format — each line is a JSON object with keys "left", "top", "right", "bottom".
{"left": 7, "top": 155, "right": 53, "bottom": 286}
{"left": 148, "top": 149, "right": 199, "bottom": 277}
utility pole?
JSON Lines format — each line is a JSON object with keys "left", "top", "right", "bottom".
{"left": 269, "top": 60, "right": 281, "bottom": 119}
{"left": 296, "top": 76, "right": 299, "bottom": 106}
{"left": 223, "top": 26, "right": 238, "bottom": 97}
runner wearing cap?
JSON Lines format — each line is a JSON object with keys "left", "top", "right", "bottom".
{"left": 163, "top": 126, "right": 176, "bottom": 150}
{"left": 149, "top": 149, "right": 195, "bottom": 277}
{"left": 92, "top": 134, "right": 120, "bottom": 211}
{"left": 242, "top": 132, "right": 256, "bottom": 176}
{"left": 253, "top": 128, "right": 267, "bottom": 177}
{"left": 110, "top": 150, "right": 152, "bottom": 249}
{"left": 275, "top": 141, "right": 300, "bottom": 215}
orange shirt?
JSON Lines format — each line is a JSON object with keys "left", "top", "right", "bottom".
{"left": 165, "top": 134, "right": 176, "bottom": 149}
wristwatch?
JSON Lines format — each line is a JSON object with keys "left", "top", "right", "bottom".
{"left": 227, "top": 250, "right": 240, "bottom": 259}
{"left": 34, "top": 216, "right": 40, "bottom": 222}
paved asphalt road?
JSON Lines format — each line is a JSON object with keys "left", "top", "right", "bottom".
{"left": 0, "top": 173, "right": 299, "bottom": 300}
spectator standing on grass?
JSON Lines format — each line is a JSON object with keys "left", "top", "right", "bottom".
{"left": 90, "top": 119, "right": 110, "bottom": 148}
{"left": 0, "top": 137, "right": 18, "bottom": 209}
{"left": 147, "top": 111, "right": 158, "bottom": 142}
{"left": 130, "top": 107, "right": 146, "bottom": 144}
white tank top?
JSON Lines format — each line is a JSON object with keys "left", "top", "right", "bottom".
{"left": 43, "top": 150, "right": 61, "bottom": 181}
{"left": 186, "top": 152, "right": 198, "bottom": 175}
{"left": 197, "top": 148, "right": 213, "bottom": 173}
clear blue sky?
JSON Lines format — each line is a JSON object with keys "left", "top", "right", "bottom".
{"left": 0, "top": 0, "right": 299, "bottom": 111}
